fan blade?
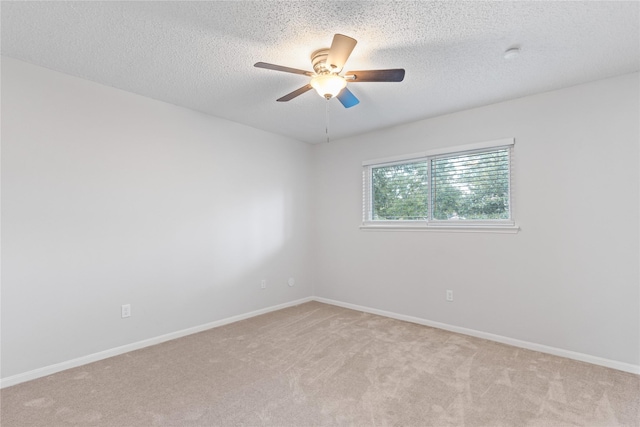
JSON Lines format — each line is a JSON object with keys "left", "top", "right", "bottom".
{"left": 345, "top": 69, "right": 405, "bottom": 82}
{"left": 326, "top": 34, "right": 357, "bottom": 71}
{"left": 336, "top": 87, "right": 360, "bottom": 108}
{"left": 277, "top": 84, "right": 313, "bottom": 102}
{"left": 254, "top": 62, "right": 313, "bottom": 76}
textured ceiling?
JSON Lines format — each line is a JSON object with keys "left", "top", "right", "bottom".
{"left": 2, "top": 1, "right": 639, "bottom": 144}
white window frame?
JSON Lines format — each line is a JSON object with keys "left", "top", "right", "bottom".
{"left": 361, "top": 138, "right": 519, "bottom": 233}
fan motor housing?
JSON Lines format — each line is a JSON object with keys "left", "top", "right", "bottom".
{"left": 311, "top": 48, "right": 334, "bottom": 74}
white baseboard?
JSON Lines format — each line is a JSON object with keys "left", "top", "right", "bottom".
{"left": 314, "top": 297, "right": 640, "bottom": 375}
{"left": 3, "top": 294, "right": 637, "bottom": 388}
{"left": 0, "top": 297, "right": 314, "bottom": 389}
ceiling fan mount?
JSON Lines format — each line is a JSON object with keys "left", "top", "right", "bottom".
{"left": 254, "top": 34, "right": 405, "bottom": 108}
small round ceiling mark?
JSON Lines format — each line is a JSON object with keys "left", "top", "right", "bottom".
{"left": 504, "top": 47, "right": 521, "bottom": 60}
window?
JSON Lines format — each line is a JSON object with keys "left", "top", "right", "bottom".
{"left": 362, "top": 138, "right": 518, "bottom": 232}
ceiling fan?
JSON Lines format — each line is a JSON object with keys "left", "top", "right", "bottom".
{"left": 254, "top": 34, "right": 405, "bottom": 108}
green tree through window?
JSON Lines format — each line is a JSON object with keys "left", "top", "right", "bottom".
{"left": 369, "top": 147, "right": 511, "bottom": 222}
{"left": 372, "top": 162, "right": 428, "bottom": 220}
{"left": 432, "top": 149, "right": 510, "bottom": 220}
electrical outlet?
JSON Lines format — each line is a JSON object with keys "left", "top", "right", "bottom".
{"left": 446, "top": 290, "right": 454, "bottom": 302}
{"left": 121, "top": 304, "right": 131, "bottom": 318}
{"left": 261, "top": 279, "right": 267, "bottom": 289}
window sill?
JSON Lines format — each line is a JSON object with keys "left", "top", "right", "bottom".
{"left": 360, "top": 222, "right": 520, "bottom": 234}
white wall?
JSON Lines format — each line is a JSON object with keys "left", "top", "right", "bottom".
{"left": 311, "top": 73, "right": 640, "bottom": 367}
{"left": 1, "top": 57, "right": 313, "bottom": 379}
{"left": 2, "top": 57, "right": 638, "bottom": 381}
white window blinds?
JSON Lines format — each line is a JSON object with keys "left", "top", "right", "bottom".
{"left": 431, "top": 148, "right": 511, "bottom": 221}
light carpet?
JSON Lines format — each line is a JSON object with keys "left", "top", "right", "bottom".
{"left": 1, "top": 301, "right": 639, "bottom": 426}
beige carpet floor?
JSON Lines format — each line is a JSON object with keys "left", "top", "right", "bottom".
{"left": 1, "top": 301, "right": 638, "bottom": 426}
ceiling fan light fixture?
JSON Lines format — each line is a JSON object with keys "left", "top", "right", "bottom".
{"left": 255, "top": 34, "right": 405, "bottom": 107}
{"left": 310, "top": 74, "right": 347, "bottom": 99}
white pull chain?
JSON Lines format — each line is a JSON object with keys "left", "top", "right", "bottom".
{"left": 325, "top": 99, "right": 330, "bottom": 143}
